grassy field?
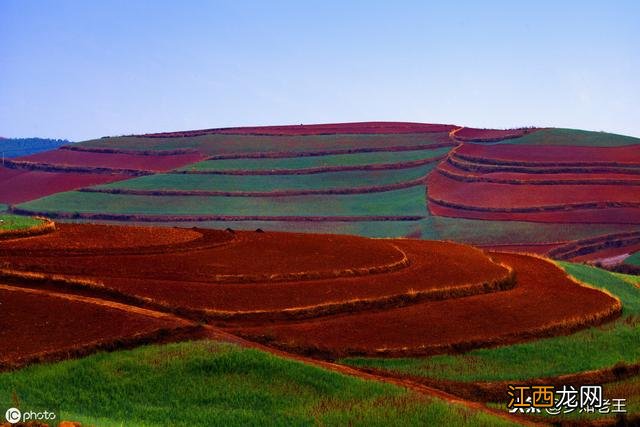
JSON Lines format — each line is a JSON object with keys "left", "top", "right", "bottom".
{"left": 0, "top": 214, "right": 42, "bottom": 231}
{"left": 17, "top": 186, "right": 427, "bottom": 217}
{"left": 94, "top": 164, "right": 436, "bottom": 193}
{"left": 0, "top": 341, "right": 516, "bottom": 427}
{"left": 500, "top": 128, "right": 640, "bottom": 146}
{"left": 180, "top": 147, "right": 450, "bottom": 171}
{"left": 79, "top": 133, "right": 450, "bottom": 156}
{"left": 341, "top": 262, "right": 640, "bottom": 382}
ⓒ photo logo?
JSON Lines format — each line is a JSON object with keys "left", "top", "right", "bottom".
{"left": 5, "top": 407, "right": 21, "bottom": 423}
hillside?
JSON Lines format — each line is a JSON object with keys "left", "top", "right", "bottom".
{"left": 2, "top": 121, "right": 639, "bottom": 265}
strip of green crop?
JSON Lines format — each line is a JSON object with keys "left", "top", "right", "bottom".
{"left": 179, "top": 147, "right": 450, "bottom": 171}
{"left": 341, "top": 263, "right": 640, "bottom": 382}
{"left": 0, "top": 214, "right": 41, "bottom": 231}
{"left": 17, "top": 186, "right": 427, "bottom": 217}
{"left": 93, "top": 164, "right": 436, "bottom": 192}
{"left": 0, "top": 341, "right": 517, "bottom": 427}
{"left": 79, "top": 133, "right": 450, "bottom": 156}
{"left": 499, "top": 128, "right": 640, "bottom": 146}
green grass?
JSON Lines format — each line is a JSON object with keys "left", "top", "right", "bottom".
{"left": 501, "top": 128, "right": 640, "bottom": 146}
{"left": 95, "top": 164, "right": 436, "bottom": 193}
{"left": 0, "top": 341, "right": 517, "bottom": 427}
{"left": 0, "top": 214, "right": 41, "bottom": 231}
{"left": 341, "top": 263, "right": 640, "bottom": 382}
{"left": 79, "top": 133, "right": 450, "bottom": 156}
{"left": 17, "top": 186, "right": 427, "bottom": 217}
{"left": 624, "top": 251, "right": 640, "bottom": 267}
{"left": 180, "top": 147, "right": 450, "bottom": 171}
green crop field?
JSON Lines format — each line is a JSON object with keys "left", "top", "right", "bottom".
{"left": 180, "top": 147, "right": 450, "bottom": 171}
{"left": 79, "top": 133, "right": 451, "bottom": 156}
{"left": 17, "top": 186, "right": 427, "bottom": 218}
{"left": 500, "top": 128, "right": 640, "bottom": 146}
{"left": 0, "top": 214, "right": 42, "bottom": 231}
{"left": 341, "top": 263, "right": 640, "bottom": 382}
{"left": 0, "top": 341, "right": 515, "bottom": 427}
{"left": 94, "top": 164, "right": 436, "bottom": 193}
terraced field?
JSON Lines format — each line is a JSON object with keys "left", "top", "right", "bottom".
{"left": 4, "top": 122, "right": 639, "bottom": 265}
{"left": 342, "top": 263, "right": 640, "bottom": 424}
{"left": 1, "top": 221, "right": 635, "bottom": 425}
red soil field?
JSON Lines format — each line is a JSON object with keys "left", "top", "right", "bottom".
{"left": 453, "top": 128, "right": 538, "bottom": 142}
{"left": 0, "top": 285, "right": 192, "bottom": 368}
{"left": 1, "top": 225, "right": 410, "bottom": 283}
{"left": 455, "top": 143, "right": 640, "bottom": 165}
{"left": 18, "top": 149, "right": 204, "bottom": 171}
{"left": 2, "top": 224, "right": 205, "bottom": 251}
{"left": 429, "top": 200, "right": 640, "bottom": 224}
{"left": 0, "top": 167, "right": 129, "bottom": 204}
{"left": 1, "top": 225, "right": 513, "bottom": 321}
{"left": 0, "top": 223, "right": 622, "bottom": 362}
{"left": 427, "top": 172, "right": 640, "bottom": 208}
{"left": 139, "top": 122, "right": 457, "bottom": 137}
{"left": 437, "top": 160, "right": 640, "bottom": 186}
{"left": 230, "top": 253, "right": 621, "bottom": 357}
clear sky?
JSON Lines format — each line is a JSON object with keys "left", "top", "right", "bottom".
{"left": 1, "top": 0, "right": 638, "bottom": 141}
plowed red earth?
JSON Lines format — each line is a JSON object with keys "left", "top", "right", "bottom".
{"left": 230, "top": 253, "right": 621, "bottom": 357}
{"left": 141, "top": 122, "right": 456, "bottom": 137}
{"left": 1, "top": 226, "right": 511, "bottom": 314}
{"left": 429, "top": 201, "right": 640, "bottom": 224}
{"left": 19, "top": 149, "right": 204, "bottom": 171}
{"left": 0, "top": 167, "right": 128, "bottom": 204}
{"left": 429, "top": 172, "right": 640, "bottom": 207}
{"left": 2, "top": 224, "right": 205, "bottom": 250}
{"left": 437, "top": 160, "right": 640, "bottom": 184}
{"left": 1, "top": 225, "right": 409, "bottom": 282}
{"left": 1, "top": 224, "right": 621, "bottom": 361}
{"left": 456, "top": 143, "right": 640, "bottom": 164}
{"left": 0, "top": 286, "right": 189, "bottom": 366}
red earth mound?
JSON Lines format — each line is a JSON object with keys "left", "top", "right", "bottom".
{"left": 0, "top": 167, "right": 129, "bottom": 204}
{"left": 18, "top": 149, "right": 204, "bottom": 171}
{"left": 138, "top": 122, "right": 457, "bottom": 137}
{"left": 230, "top": 253, "right": 621, "bottom": 357}
{"left": 0, "top": 285, "right": 194, "bottom": 368}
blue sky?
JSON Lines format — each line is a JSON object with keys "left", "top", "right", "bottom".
{"left": 1, "top": 0, "right": 638, "bottom": 141}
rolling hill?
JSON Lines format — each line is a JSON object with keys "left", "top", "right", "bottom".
{"left": 1, "top": 121, "right": 639, "bottom": 266}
